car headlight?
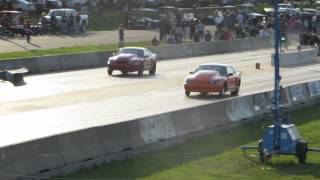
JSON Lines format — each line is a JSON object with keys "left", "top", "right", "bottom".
{"left": 208, "top": 79, "right": 223, "bottom": 85}
{"left": 107, "top": 59, "right": 113, "bottom": 65}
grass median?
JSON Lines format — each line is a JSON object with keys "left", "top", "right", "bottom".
{"left": 62, "top": 103, "right": 320, "bottom": 180}
{"left": 0, "top": 41, "right": 154, "bottom": 60}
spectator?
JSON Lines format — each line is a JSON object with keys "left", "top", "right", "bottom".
{"left": 193, "top": 31, "right": 200, "bottom": 42}
{"left": 68, "top": 14, "right": 75, "bottom": 34}
{"left": 249, "top": 25, "right": 258, "bottom": 37}
{"left": 175, "top": 29, "right": 183, "bottom": 44}
{"left": 190, "top": 20, "right": 196, "bottom": 39}
{"left": 167, "top": 33, "right": 176, "bottom": 44}
{"left": 75, "top": 13, "right": 81, "bottom": 34}
{"left": 50, "top": 14, "right": 57, "bottom": 34}
{"left": 234, "top": 23, "right": 243, "bottom": 39}
{"left": 259, "top": 26, "right": 271, "bottom": 38}
{"left": 40, "top": 12, "right": 48, "bottom": 33}
{"left": 61, "top": 14, "right": 67, "bottom": 34}
{"left": 204, "top": 30, "right": 212, "bottom": 41}
{"left": 308, "top": 32, "right": 319, "bottom": 46}
{"left": 222, "top": 29, "right": 232, "bottom": 40}
{"left": 151, "top": 36, "right": 160, "bottom": 46}
{"left": 24, "top": 20, "right": 31, "bottom": 43}
{"left": 196, "top": 20, "right": 205, "bottom": 39}
{"left": 159, "top": 18, "right": 166, "bottom": 41}
{"left": 236, "top": 13, "right": 244, "bottom": 26}
{"left": 118, "top": 24, "right": 124, "bottom": 47}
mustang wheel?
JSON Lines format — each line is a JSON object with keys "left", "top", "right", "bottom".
{"left": 107, "top": 67, "right": 113, "bottom": 75}
{"left": 138, "top": 65, "right": 144, "bottom": 76}
{"left": 149, "top": 62, "right": 157, "bottom": 75}
{"left": 121, "top": 70, "right": 128, "bottom": 75}
{"left": 219, "top": 86, "right": 225, "bottom": 97}
{"left": 231, "top": 85, "right": 239, "bottom": 96}
{"left": 185, "top": 91, "right": 190, "bottom": 97}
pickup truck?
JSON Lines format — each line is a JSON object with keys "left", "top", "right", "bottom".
{"left": 43, "top": 8, "right": 88, "bottom": 32}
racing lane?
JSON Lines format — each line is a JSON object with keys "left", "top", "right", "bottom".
{"left": 0, "top": 48, "right": 320, "bottom": 147}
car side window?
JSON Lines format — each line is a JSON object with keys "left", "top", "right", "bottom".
{"left": 145, "top": 49, "right": 152, "bottom": 57}
{"left": 227, "top": 67, "right": 235, "bottom": 75}
{"left": 230, "top": 66, "right": 236, "bottom": 73}
{"left": 138, "top": 50, "right": 144, "bottom": 57}
{"left": 142, "top": 50, "right": 146, "bottom": 57}
{"left": 146, "top": 49, "right": 153, "bottom": 58}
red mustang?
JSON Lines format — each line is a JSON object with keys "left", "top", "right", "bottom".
{"left": 107, "top": 47, "right": 157, "bottom": 76}
{"left": 184, "top": 63, "right": 241, "bottom": 97}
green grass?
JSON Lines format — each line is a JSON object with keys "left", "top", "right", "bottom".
{"left": 63, "top": 103, "right": 320, "bottom": 180}
{"left": 0, "top": 41, "right": 153, "bottom": 60}
{"left": 86, "top": 9, "right": 124, "bottom": 31}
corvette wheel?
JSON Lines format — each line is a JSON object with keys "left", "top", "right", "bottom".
{"left": 107, "top": 67, "right": 113, "bottom": 75}
{"left": 185, "top": 91, "right": 191, "bottom": 97}
{"left": 138, "top": 65, "right": 144, "bottom": 76}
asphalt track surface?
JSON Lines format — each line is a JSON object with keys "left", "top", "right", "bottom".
{"left": 0, "top": 48, "right": 320, "bottom": 148}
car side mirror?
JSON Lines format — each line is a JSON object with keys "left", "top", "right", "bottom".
{"left": 144, "top": 55, "right": 149, "bottom": 58}
{"left": 228, "top": 73, "right": 233, "bottom": 76}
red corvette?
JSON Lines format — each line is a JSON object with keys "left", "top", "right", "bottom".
{"left": 107, "top": 47, "right": 157, "bottom": 76}
{"left": 184, "top": 63, "right": 241, "bottom": 97}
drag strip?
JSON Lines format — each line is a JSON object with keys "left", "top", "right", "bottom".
{"left": 0, "top": 48, "right": 319, "bottom": 147}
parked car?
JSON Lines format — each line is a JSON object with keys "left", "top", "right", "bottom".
{"left": 184, "top": 63, "right": 241, "bottom": 97}
{"left": 0, "top": 11, "right": 25, "bottom": 36}
{"left": 11, "top": 0, "right": 36, "bottom": 12}
{"left": 27, "top": 0, "right": 46, "bottom": 12}
{"left": 278, "top": 3, "right": 300, "bottom": 15}
{"left": 128, "top": 17, "right": 159, "bottom": 29}
{"left": 62, "top": 0, "right": 86, "bottom": 9}
{"left": 42, "top": 8, "right": 88, "bottom": 32}
{"left": 46, "top": 0, "right": 62, "bottom": 9}
{"left": 107, "top": 47, "right": 157, "bottom": 76}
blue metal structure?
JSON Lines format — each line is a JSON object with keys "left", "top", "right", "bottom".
{"left": 241, "top": 0, "right": 320, "bottom": 163}
{"left": 273, "top": 0, "right": 282, "bottom": 153}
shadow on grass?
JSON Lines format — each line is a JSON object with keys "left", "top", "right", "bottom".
{"left": 65, "top": 104, "right": 320, "bottom": 179}
{"left": 270, "top": 163, "right": 320, "bottom": 178}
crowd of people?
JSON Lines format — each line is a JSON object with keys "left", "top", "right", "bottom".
{"left": 39, "top": 12, "right": 83, "bottom": 35}
{"left": 154, "top": 6, "right": 320, "bottom": 51}
{"left": 156, "top": 8, "right": 275, "bottom": 45}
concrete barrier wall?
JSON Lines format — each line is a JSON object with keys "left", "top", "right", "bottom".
{"left": 1, "top": 80, "right": 319, "bottom": 180}
{"left": 308, "top": 80, "right": 320, "bottom": 98}
{"left": 271, "top": 48, "right": 318, "bottom": 67}
{"left": 0, "top": 38, "right": 271, "bottom": 74}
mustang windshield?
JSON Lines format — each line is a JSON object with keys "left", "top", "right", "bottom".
{"left": 197, "top": 65, "right": 227, "bottom": 76}
{"left": 119, "top": 48, "right": 144, "bottom": 58}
